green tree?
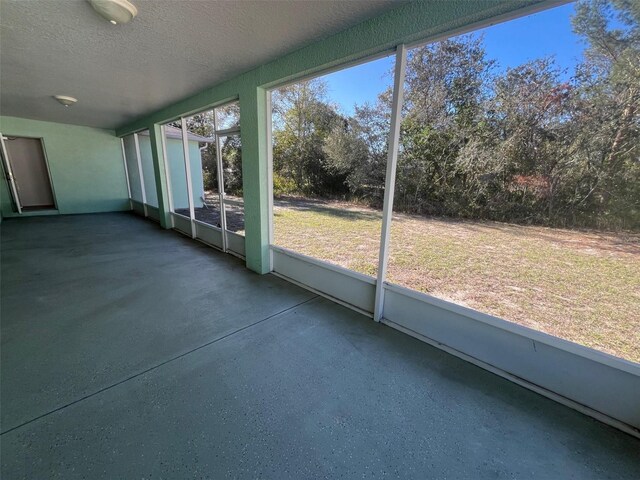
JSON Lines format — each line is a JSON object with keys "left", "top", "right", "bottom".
{"left": 324, "top": 100, "right": 391, "bottom": 206}
{"left": 272, "top": 79, "right": 346, "bottom": 196}
{"left": 395, "top": 35, "right": 495, "bottom": 215}
{"left": 570, "top": 0, "right": 640, "bottom": 228}
{"left": 270, "top": 0, "right": 639, "bottom": 230}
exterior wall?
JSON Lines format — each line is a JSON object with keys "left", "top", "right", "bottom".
{"left": 0, "top": 116, "right": 128, "bottom": 217}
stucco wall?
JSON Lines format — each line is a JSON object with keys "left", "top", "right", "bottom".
{"left": 0, "top": 116, "right": 129, "bottom": 217}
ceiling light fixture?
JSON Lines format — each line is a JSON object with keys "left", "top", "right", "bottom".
{"left": 53, "top": 95, "right": 78, "bottom": 107}
{"left": 88, "top": 0, "right": 138, "bottom": 25}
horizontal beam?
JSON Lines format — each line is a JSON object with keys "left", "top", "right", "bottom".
{"left": 115, "top": 0, "right": 551, "bottom": 137}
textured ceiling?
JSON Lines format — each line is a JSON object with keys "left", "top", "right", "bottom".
{"left": 0, "top": 0, "right": 404, "bottom": 129}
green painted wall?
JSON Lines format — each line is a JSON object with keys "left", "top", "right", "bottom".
{"left": 1, "top": 116, "right": 129, "bottom": 217}
{"left": 115, "top": 0, "right": 545, "bottom": 273}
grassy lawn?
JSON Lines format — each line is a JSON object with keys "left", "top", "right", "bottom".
{"left": 273, "top": 197, "right": 640, "bottom": 363}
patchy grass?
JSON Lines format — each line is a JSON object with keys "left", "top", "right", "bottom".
{"left": 273, "top": 197, "right": 640, "bottom": 363}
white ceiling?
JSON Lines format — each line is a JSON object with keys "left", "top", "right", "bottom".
{"left": 0, "top": 0, "right": 404, "bottom": 129}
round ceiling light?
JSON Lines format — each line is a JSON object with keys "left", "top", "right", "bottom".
{"left": 53, "top": 95, "right": 78, "bottom": 107}
{"left": 88, "top": 0, "right": 138, "bottom": 25}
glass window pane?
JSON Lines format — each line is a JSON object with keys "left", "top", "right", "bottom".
{"left": 137, "top": 130, "right": 158, "bottom": 208}
{"left": 183, "top": 110, "right": 221, "bottom": 228}
{"left": 387, "top": 2, "right": 640, "bottom": 363}
{"left": 122, "top": 134, "right": 142, "bottom": 202}
{"left": 215, "top": 101, "right": 240, "bottom": 130}
{"left": 220, "top": 134, "right": 244, "bottom": 235}
{"left": 162, "top": 123, "right": 190, "bottom": 218}
{"left": 271, "top": 54, "right": 395, "bottom": 277}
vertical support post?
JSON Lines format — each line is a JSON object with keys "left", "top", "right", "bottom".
{"left": 149, "top": 124, "right": 172, "bottom": 229}
{"left": 239, "top": 86, "right": 271, "bottom": 274}
{"left": 133, "top": 133, "right": 148, "bottom": 217}
{"left": 266, "top": 90, "right": 274, "bottom": 271}
{"left": 120, "top": 138, "right": 132, "bottom": 211}
{"left": 180, "top": 117, "right": 197, "bottom": 238}
{"left": 213, "top": 112, "right": 228, "bottom": 252}
{"left": 374, "top": 44, "right": 407, "bottom": 322}
{"left": 159, "top": 126, "right": 175, "bottom": 214}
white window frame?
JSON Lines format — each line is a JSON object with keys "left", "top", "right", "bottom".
{"left": 163, "top": 100, "right": 244, "bottom": 255}
{"left": 263, "top": 14, "right": 640, "bottom": 436}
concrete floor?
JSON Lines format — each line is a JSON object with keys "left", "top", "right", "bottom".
{"left": 1, "top": 213, "right": 638, "bottom": 479}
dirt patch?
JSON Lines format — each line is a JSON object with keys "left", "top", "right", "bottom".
{"left": 272, "top": 196, "right": 640, "bottom": 362}
{"left": 176, "top": 205, "right": 245, "bottom": 233}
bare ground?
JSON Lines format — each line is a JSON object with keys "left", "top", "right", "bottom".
{"left": 175, "top": 192, "right": 245, "bottom": 233}
{"left": 273, "top": 196, "right": 640, "bottom": 363}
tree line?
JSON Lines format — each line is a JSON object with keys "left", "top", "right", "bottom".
{"left": 271, "top": 0, "right": 639, "bottom": 230}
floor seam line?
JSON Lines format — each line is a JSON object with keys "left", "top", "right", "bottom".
{"left": 0, "top": 294, "right": 319, "bottom": 436}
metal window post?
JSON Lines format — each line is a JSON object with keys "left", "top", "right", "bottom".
{"left": 180, "top": 117, "right": 197, "bottom": 238}
{"left": 373, "top": 44, "right": 407, "bottom": 322}
{"left": 266, "top": 90, "right": 275, "bottom": 271}
{"left": 213, "top": 112, "right": 228, "bottom": 252}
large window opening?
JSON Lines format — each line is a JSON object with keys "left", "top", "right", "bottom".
{"left": 178, "top": 103, "right": 244, "bottom": 236}
{"left": 386, "top": 1, "right": 639, "bottom": 362}
{"left": 270, "top": 54, "right": 395, "bottom": 277}
{"left": 122, "top": 131, "right": 156, "bottom": 215}
{"left": 219, "top": 133, "right": 244, "bottom": 235}
{"left": 179, "top": 112, "right": 217, "bottom": 225}
{"left": 122, "top": 134, "right": 143, "bottom": 205}
{"left": 162, "top": 101, "right": 244, "bottom": 251}
{"left": 162, "top": 122, "right": 192, "bottom": 219}
{"left": 268, "top": 0, "right": 639, "bottom": 364}
{"left": 137, "top": 130, "right": 159, "bottom": 208}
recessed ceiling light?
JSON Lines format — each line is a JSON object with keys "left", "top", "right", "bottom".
{"left": 53, "top": 95, "right": 78, "bottom": 107}
{"left": 88, "top": 0, "right": 138, "bottom": 25}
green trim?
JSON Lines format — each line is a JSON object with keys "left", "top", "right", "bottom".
{"left": 240, "top": 86, "right": 270, "bottom": 273}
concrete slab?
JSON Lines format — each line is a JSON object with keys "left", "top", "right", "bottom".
{"left": 2, "top": 296, "right": 639, "bottom": 479}
{"left": 1, "top": 213, "right": 315, "bottom": 432}
{"left": 1, "top": 213, "right": 638, "bottom": 478}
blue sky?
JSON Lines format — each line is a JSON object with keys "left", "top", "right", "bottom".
{"left": 322, "top": 2, "right": 584, "bottom": 115}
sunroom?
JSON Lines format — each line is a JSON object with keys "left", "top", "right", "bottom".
{"left": 1, "top": 0, "right": 638, "bottom": 478}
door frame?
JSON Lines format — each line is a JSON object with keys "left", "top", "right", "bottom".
{"left": 0, "top": 132, "right": 22, "bottom": 213}
{"left": 0, "top": 133, "right": 58, "bottom": 213}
